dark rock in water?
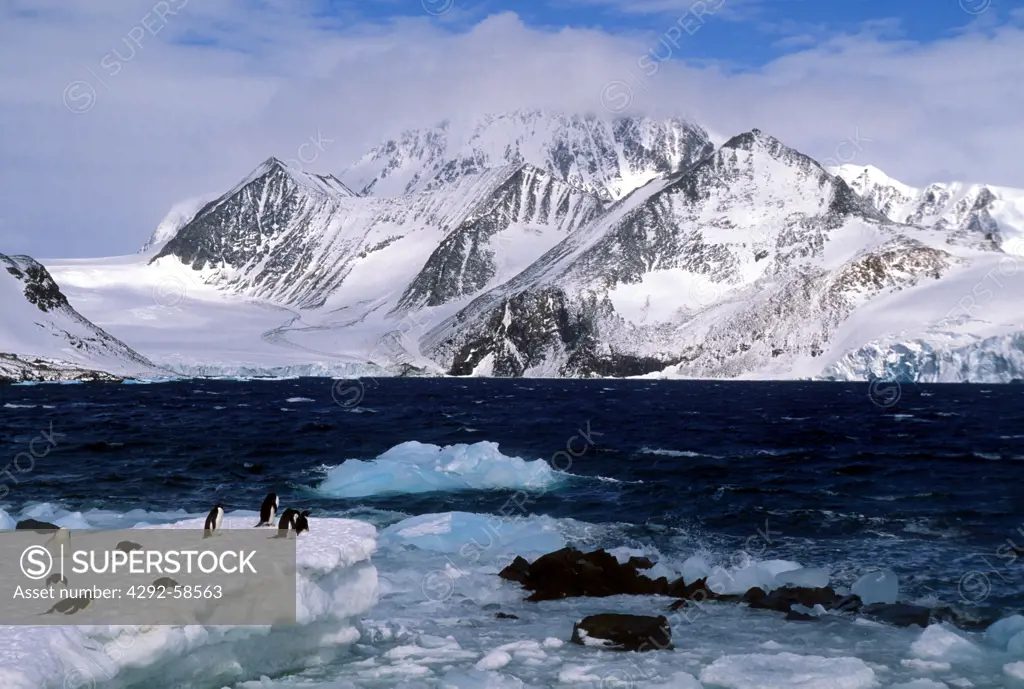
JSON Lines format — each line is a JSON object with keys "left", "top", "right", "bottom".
{"left": 667, "top": 599, "right": 687, "bottom": 611}
{"left": 495, "top": 612, "right": 519, "bottom": 620}
{"left": 861, "top": 603, "right": 931, "bottom": 628}
{"left": 666, "top": 577, "right": 720, "bottom": 601}
{"left": 15, "top": 519, "right": 61, "bottom": 532}
{"left": 503, "top": 547, "right": 670, "bottom": 601}
{"left": 571, "top": 614, "right": 673, "bottom": 652}
{"left": 740, "top": 587, "right": 767, "bottom": 605}
{"left": 831, "top": 594, "right": 863, "bottom": 614}
{"left": 744, "top": 586, "right": 841, "bottom": 613}
{"left": 628, "top": 556, "right": 655, "bottom": 570}
{"left": 930, "top": 605, "right": 1001, "bottom": 632}
{"left": 498, "top": 556, "right": 532, "bottom": 585}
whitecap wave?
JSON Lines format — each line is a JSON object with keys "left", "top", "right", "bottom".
{"left": 315, "top": 441, "right": 565, "bottom": 498}
{"left": 640, "top": 447, "right": 720, "bottom": 458}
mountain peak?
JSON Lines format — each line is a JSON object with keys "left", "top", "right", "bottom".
{"left": 341, "top": 111, "right": 713, "bottom": 201}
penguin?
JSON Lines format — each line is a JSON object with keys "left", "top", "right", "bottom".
{"left": 276, "top": 508, "right": 299, "bottom": 538}
{"left": 255, "top": 493, "right": 278, "bottom": 527}
{"left": 45, "top": 573, "right": 68, "bottom": 589}
{"left": 115, "top": 540, "right": 143, "bottom": 553}
{"left": 294, "top": 510, "right": 311, "bottom": 535}
{"left": 43, "top": 592, "right": 93, "bottom": 616}
{"left": 153, "top": 577, "right": 180, "bottom": 590}
{"left": 204, "top": 504, "right": 225, "bottom": 538}
{"left": 45, "top": 527, "right": 71, "bottom": 554}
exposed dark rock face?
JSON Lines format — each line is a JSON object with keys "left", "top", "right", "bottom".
{"left": 498, "top": 547, "right": 671, "bottom": 601}
{"left": 396, "top": 165, "right": 600, "bottom": 311}
{"left": 0, "top": 253, "right": 156, "bottom": 382}
{"left": 571, "top": 614, "right": 673, "bottom": 652}
{"left": 1, "top": 255, "right": 71, "bottom": 313}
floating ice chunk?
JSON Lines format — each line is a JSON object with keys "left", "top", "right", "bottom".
{"left": 645, "top": 672, "right": 704, "bottom": 688}
{"left": 911, "top": 625, "right": 980, "bottom": 662}
{"left": 440, "top": 669, "right": 527, "bottom": 688}
{"left": 901, "top": 658, "right": 952, "bottom": 672}
{"left": 851, "top": 569, "right": 899, "bottom": 604}
{"left": 1005, "top": 661, "right": 1024, "bottom": 680}
{"left": 985, "top": 615, "right": 1024, "bottom": 651}
{"left": 316, "top": 441, "right": 565, "bottom": 497}
{"left": 379, "top": 512, "right": 566, "bottom": 558}
{"left": 707, "top": 560, "right": 802, "bottom": 595}
{"left": 0, "top": 509, "right": 16, "bottom": 529}
{"left": 542, "top": 638, "right": 564, "bottom": 649}
{"left": 774, "top": 567, "right": 830, "bottom": 589}
{"left": 699, "top": 652, "right": 876, "bottom": 689}
{"left": 890, "top": 681, "right": 950, "bottom": 689}
{"left": 682, "top": 555, "right": 711, "bottom": 584}
{"left": 790, "top": 604, "right": 828, "bottom": 617}
{"left": 558, "top": 665, "right": 604, "bottom": 683}
{"left": 475, "top": 650, "right": 512, "bottom": 670}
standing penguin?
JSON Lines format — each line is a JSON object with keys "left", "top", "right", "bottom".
{"left": 294, "top": 510, "right": 311, "bottom": 535}
{"left": 276, "top": 508, "right": 299, "bottom": 538}
{"left": 255, "top": 493, "right": 278, "bottom": 527}
{"left": 204, "top": 504, "right": 225, "bottom": 538}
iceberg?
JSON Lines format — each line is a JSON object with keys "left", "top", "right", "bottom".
{"left": 316, "top": 441, "right": 565, "bottom": 498}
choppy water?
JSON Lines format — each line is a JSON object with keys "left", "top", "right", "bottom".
{"left": 2, "top": 378, "right": 1024, "bottom": 687}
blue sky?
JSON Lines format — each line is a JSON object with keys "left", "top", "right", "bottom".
{"left": 345, "top": 0, "right": 1007, "bottom": 65}
{"left": 0, "top": 0, "right": 1021, "bottom": 257}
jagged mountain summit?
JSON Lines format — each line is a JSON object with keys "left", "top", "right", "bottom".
{"left": 0, "top": 254, "right": 160, "bottom": 381}
{"left": 341, "top": 110, "right": 714, "bottom": 202}
{"left": 831, "top": 164, "right": 1024, "bottom": 252}
{"left": 152, "top": 156, "right": 603, "bottom": 312}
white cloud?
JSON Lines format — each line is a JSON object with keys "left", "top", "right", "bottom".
{"left": 1, "top": 3, "right": 1022, "bottom": 257}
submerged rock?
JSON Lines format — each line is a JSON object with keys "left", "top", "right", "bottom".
{"left": 861, "top": 602, "right": 931, "bottom": 628}
{"left": 570, "top": 614, "right": 673, "bottom": 651}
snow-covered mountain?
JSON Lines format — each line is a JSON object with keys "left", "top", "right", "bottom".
{"left": 139, "top": 193, "right": 221, "bottom": 253}
{"left": 152, "top": 156, "right": 602, "bottom": 312}
{"left": 831, "top": 164, "right": 1024, "bottom": 252}
{"left": 341, "top": 110, "right": 714, "bottom": 202}
{"left": 18, "top": 111, "right": 1024, "bottom": 383}
{"left": 0, "top": 254, "right": 160, "bottom": 381}
{"left": 420, "top": 130, "right": 959, "bottom": 378}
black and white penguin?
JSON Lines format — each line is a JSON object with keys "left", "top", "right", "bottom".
{"left": 45, "top": 572, "right": 68, "bottom": 589}
{"left": 204, "top": 504, "right": 225, "bottom": 538}
{"left": 153, "top": 577, "right": 180, "bottom": 590}
{"left": 255, "top": 493, "right": 278, "bottom": 527}
{"left": 276, "top": 508, "right": 299, "bottom": 538}
{"left": 294, "top": 510, "right": 311, "bottom": 535}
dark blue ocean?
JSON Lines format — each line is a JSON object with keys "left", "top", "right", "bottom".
{"left": 2, "top": 378, "right": 1024, "bottom": 687}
